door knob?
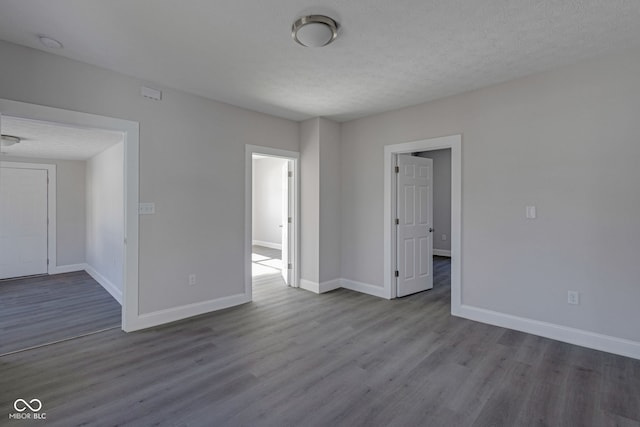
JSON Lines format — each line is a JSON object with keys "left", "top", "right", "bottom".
{"left": 429, "top": 227, "right": 433, "bottom": 232}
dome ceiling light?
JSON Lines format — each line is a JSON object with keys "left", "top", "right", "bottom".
{"left": 291, "top": 15, "right": 339, "bottom": 47}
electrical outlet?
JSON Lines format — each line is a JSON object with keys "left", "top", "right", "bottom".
{"left": 568, "top": 291, "right": 579, "bottom": 305}
{"left": 441, "top": 234, "right": 447, "bottom": 241}
{"left": 188, "top": 274, "right": 196, "bottom": 286}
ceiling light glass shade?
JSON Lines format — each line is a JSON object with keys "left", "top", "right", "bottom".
{"left": 292, "top": 15, "right": 338, "bottom": 47}
{"left": 1, "top": 135, "right": 21, "bottom": 147}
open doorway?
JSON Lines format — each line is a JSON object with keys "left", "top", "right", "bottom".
{"left": 0, "top": 98, "right": 140, "bottom": 339}
{"left": 384, "top": 135, "right": 462, "bottom": 313}
{"left": 0, "top": 115, "right": 124, "bottom": 355}
{"left": 245, "top": 145, "right": 299, "bottom": 301}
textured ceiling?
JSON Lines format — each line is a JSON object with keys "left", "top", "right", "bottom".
{"left": 0, "top": 1, "right": 639, "bottom": 122}
{"left": 0, "top": 116, "right": 123, "bottom": 160}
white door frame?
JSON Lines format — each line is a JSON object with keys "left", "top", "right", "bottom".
{"left": 245, "top": 145, "right": 300, "bottom": 299}
{"left": 0, "top": 161, "right": 56, "bottom": 276}
{"left": 384, "top": 135, "right": 462, "bottom": 314}
{"left": 0, "top": 99, "right": 140, "bottom": 332}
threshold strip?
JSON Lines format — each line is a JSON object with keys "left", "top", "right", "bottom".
{"left": 0, "top": 325, "right": 121, "bottom": 358}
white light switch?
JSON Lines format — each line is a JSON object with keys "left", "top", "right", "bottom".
{"left": 139, "top": 203, "right": 155, "bottom": 215}
{"left": 525, "top": 205, "right": 536, "bottom": 219}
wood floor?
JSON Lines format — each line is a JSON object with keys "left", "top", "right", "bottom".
{"left": 0, "top": 271, "right": 121, "bottom": 355}
{"left": 1, "top": 253, "right": 639, "bottom": 426}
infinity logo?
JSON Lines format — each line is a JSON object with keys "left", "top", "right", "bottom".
{"left": 13, "top": 399, "right": 42, "bottom": 412}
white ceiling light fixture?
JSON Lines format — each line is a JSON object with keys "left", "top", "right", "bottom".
{"left": 292, "top": 15, "right": 339, "bottom": 47}
{"left": 38, "top": 35, "right": 63, "bottom": 49}
{"left": 1, "top": 134, "right": 21, "bottom": 147}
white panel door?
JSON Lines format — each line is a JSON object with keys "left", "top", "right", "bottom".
{"left": 396, "top": 154, "right": 433, "bottom": 297}
{"left": 0, "top": 167, "right": 49, "bottom": 279}
{"left": 280, "top": 161, "right": 291, "bottom": 285}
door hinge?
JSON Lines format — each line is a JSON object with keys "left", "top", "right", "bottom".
{"left": 288, "top": 171, "right": 293, "bottom": 178}
{"left": 395, "top": 218, "right": 399, "bottom": 225}
{"left": 288, "top": 263, "right": 292, "bottom": 269}
{"left": 288, "top": 217, "right": 292, "bottom": 223}
{"left": 47, "top": 259, "right": 49, "bottom": 265}
{"left": 395, "top": 270, "right": 399, "bottom": 277}
{"left": 395, "top": 166, "right": 399, "bottom": 173}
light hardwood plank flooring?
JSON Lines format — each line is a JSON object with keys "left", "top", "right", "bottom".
{"left": 0, "top": 271, "right": 121, "bottom": 355}
{"left": 1, "top": 256, "right": 639, "bottom": 426}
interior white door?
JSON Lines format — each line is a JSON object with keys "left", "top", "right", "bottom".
{"left": 0, "top": 167, "right": 49, "bottom": 279}
{"left": 396, "top": 154, "right": 433, "bottom": 297}
{"left": 280, "top": 161, "right": 291, "bottom": 285}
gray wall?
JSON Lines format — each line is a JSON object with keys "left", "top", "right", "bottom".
{"left": 300, "top": 118, "right": 320, "bottom": 283}
{"left": 252, "top": 157, "right": 286, "bottom": 247}
{"left": 318, "top": 118, "right": 341, "bottom": 283}
{"left": 86, "top": 142, "right": 124, "bottom": 293}
{"left": 1, "top": 155, "right": 86, "bottom": 266}
{"left": 300, "top": 117, "right": 341, "bottom": 286}
{"left": 0, "top": 40, "right": 299, "bottom": 314}
{"left": 340, "top": 48, "right": 640, "bottom": 342}
{"left": 416, "top": 149, "right": 451, "bottom": 252}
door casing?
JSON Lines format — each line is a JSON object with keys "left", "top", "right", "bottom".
{"left": 384, "top": 135, "right": 462, "bottom": 314}
{"left": 245, "top": 144, "right": 300, "bottom": 299}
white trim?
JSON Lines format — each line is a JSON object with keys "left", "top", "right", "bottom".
{"left": 300, "top": 279, "right": 320, "bottom": 294}
{"left": 85, "top": 264, "right": 123, "bottom": 305}
{"left": 433, "top": 249, "right": 452, "bottom": 257}
{"left": 0, "top": 161, "right": 57, "bottom": 276}
{"left": 300, "top": 278, "right": 342, "bottom": 294}
{"left": 320, "top": 279, "right": 342, "bottom": 293}
{"left": 0, "top": 99, "right": 140, "bottom": 332}
{"left": 340, "top": 279, "right": 388, "bottom": 299}
{"left": 135, "top": 294, "right": 250, "bottom": 330}
{"left": 51, "top": 263, "right": 87, "bottom": 274}
{"left": 384, "top": 135, "right": 462, "bottom": 313}
{"left": 252, "top": 240, "right": 282, "bottom": 250}
{"left": 246, "top": 145, "right": 300, "bottom": 301}
{"left": 458, "top": 304, "right": 640, "bottom": 360}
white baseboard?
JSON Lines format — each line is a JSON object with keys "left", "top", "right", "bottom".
{"left": 457, "top": 304, "right": 640, "bottom": 360}
{"left": 85, "top": 265, "right": 123, "bottom": 305}
{"left": 135, "top": 293, "right": 250, "bottom": 330}
{"left": 433, "top": 249, "right": 451, "bottom": 257}
{"left": 340, "top": 279, "right": 389, "bottom": 299}
{"left": 320, "top": 279, "right": 341, "bottom": 293}
{"left": 300, "top": 278, "right": 342, "bottom": 294}
{"left": 300, "top": 279, "right": 320, "bottom": 294}
{"left": 50, "top": 263, "right": 87, "bottom": 274}
{"left": 252, "top": 240, "right": 282, "bottom": 250}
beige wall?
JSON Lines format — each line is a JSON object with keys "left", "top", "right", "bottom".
{"left": 0, "top": 40, "right": 299, "bottom": 314}
{"left": 1, "top": 155, "right": 86, "bottom": 266}
{"left": 340, "top": 48, "right": 640, "bottom": 342}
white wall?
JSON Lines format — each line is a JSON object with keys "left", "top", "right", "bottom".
{"left": 86, "top": 142, "right": 124, "bottom": 299}
{"left": 252, "top": 157, "right": 286, "bottom": 248}
{"left": 0, "top": 40, "right": 299, "bottom": 315}
{"left": 416, "top": 149, "right": 451, "bottom": 252}
{"left": 1, "top": 155, "right": 85, "bottom": 266}
{"left": 340, "top": 48, "right": 640, "bottom": 343}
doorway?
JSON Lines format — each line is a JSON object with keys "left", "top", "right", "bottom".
{"left": 0, "top": 115, "right": 126, "bottom": 355}
{"left": 245, "top": 145, "right": 299, "bottom": 301}
{"left": 384, "top": 135, "right": 462, "bottom": 314}
{"left": 0, "top": 99, "right": 140, "bottom": 333}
